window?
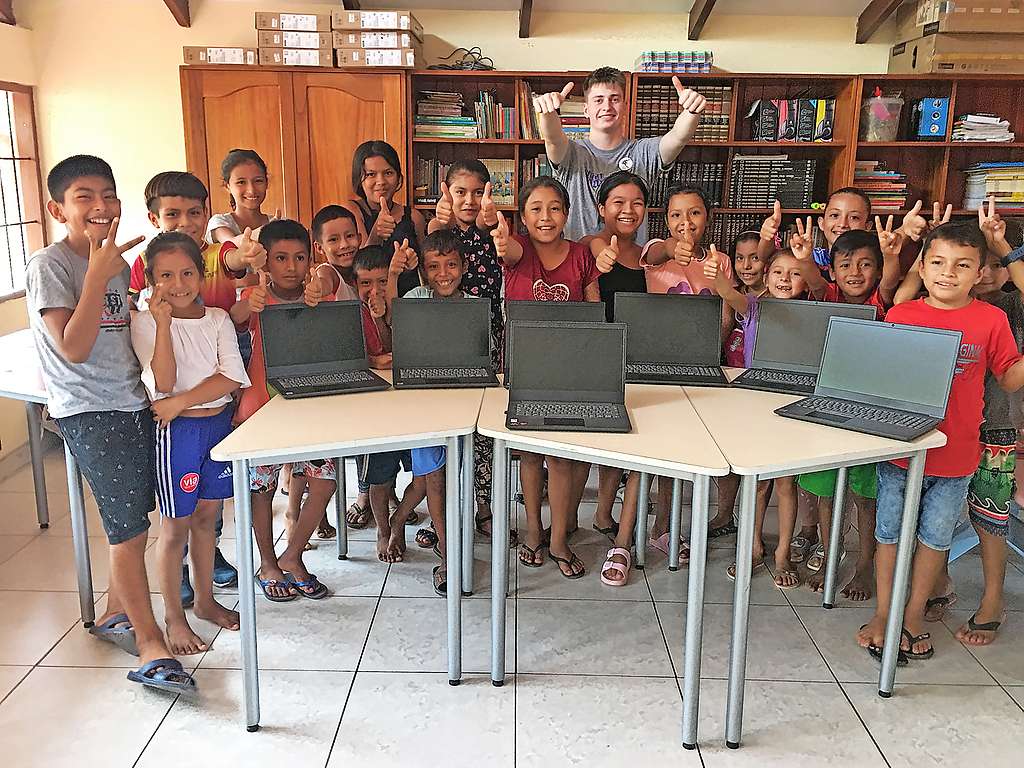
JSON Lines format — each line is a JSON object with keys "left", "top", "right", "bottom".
{"left": 0, "top": 81, "right": 45, "bottom": 298}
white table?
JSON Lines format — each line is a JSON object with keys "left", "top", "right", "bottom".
{"left": 0, "top": 329, "right": 95, "bottom": 626}
{"left": 683, "top": 381, "right": 946, "bottom": 749}
{"left": 476, "top": 383, "right": 730, "bottom": 748}
{"left": 210, "top": 379, "right": 485, "bottom": 731}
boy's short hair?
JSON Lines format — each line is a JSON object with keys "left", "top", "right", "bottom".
{"left": 258, "top": 219, "right": 310, "bottom": 254}
{"left": 47, "top": 154, "right": 115, "bottom": 202}
{"left": 582, "top": 67, "right": 626, "bottom": 97}
{"left": 143, "top": 232, "right": 204, "bottom": 285}
{"left": 827, "top": 186, "right": 872, "bottom": 215}
{"left": 921, "top": 221, "right": 987, "bottom": 265}
{"left": 518, "top": 176, "right": 570, "bottom": 213}
{"left": 445, "top": 159, "right": 490, "bottom": 187}
{"left": 421, "top": 230, "right": 463, "bottom": 261}
{"left": 144, "top": 171, "right": 209, "bottom": 214}
{"left": 664, "top": 185, "right": 712, "bottom": 215}
{"left": 352, "top": 245, "right": 390, "bottom": 275}
{"left": 830, "top": 229, "right": 882, "bottom": 270}
{"left": 311, "top": 205, "right": 357, "bottom": 243}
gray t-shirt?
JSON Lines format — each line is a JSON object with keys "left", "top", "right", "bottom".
{"left": 25, "top": 241, "right": 148, "bottom": 419}
{"left": 553, "top": 136, "right": 666, "bottom": 244}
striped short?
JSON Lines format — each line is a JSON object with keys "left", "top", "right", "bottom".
{"left": 155, "top": 408, "right": 234, "bottom": 519}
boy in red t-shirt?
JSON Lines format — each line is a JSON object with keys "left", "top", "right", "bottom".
{"left": 857, "top": 222, "right": 1024, "bottom": 661}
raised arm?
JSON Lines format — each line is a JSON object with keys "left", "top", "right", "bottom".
{"left": 229, "top": 271, "right": 267, "bottom": 326}
{"left": 476, "top": 182, "right": 499, "bottom": 231}
{"left": 429, "top": 182, "right": 454, "bottom": 235}
{"left": 387, "top": 239, "right": 418, "bottom": 302}
{"left": 894, "top": 256, "right": 923, "bottom": 305}
{"left": 790, "top": 216, "right": 826, "bottom": 298}
{"left": 756, "top": 200, "right": 783, "bottom": 265}
{"left": 147, "top": 285, "right": 177, "bottom": 394}
{"left": 534, "top": 82, "right": 573, "bottom": 167}
{"left": 491, "top": 212, "right": 522, "bottom": 267}
{"left": 658, "top": 77, "right": 706, "bottom": 166}
{"left": 704, "top": 244, "right": 747, "bottom": 315}
{"left": 875, "top": 215, "right": 905, "bottom": 306}
{"left": 223, "top": 226, "right": 267, "bottom": 273}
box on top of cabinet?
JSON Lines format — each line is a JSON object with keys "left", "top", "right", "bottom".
{"left": 330, "top": 9, "right": 423, "bottom": 41}
{"left": 257, "top": 30, "right": 333, "bottom": 50}
{"left": 183, "top": 46, "right": 258, "bottom": 66}
{"left": 335, "top": 48, "right": 418, "bottom": 68}
{"left": 332, "top": 30, "right": 418, "bottom": 49}
{"left": 895, "top": 0, "right": 1024, "bottom": 40}
{"left": 255, "top": 12, "right": 332, "bottom": 32}
{"left": 258, "top": 48, "right": 333, "bottom": 67}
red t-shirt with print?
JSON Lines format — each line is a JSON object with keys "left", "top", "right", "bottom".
{"left": 130, "top": 241, "right": 242, "bottom": 313}
{"left": 888, "top": 298, "right": 1021, "bottom": 477}
{"left": 503, "top": 234, "right": 599, "bottom": 302}
{"left": 822, "top": 282, "right": 888, "bottom": 320}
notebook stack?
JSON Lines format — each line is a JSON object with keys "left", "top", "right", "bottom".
{"left": 635, "top": 83, "right": 731, "bottom": 141}
{"left": 559, "top": 96, "right": 589, "bottom": 143}
{"left": 728, "top": 154, "right": 816, "bottom": 209}
{"left": 854, "top": 160, "right": 908, "bottom": 213}
{"left": 634, "top": 51, "right": 713, "bottom": 74}
{"left": 952, "top": 113, "right": 1015, "bottom": 143}
{"left": 963, "top": 162, "right": 1024, "bottom": 214}
{"left": 415, "top": 92, "right": 476, "bottom": 139}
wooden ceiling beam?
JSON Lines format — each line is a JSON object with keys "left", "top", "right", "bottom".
{"left": 0, "top": 0, "right": 15, "bottom": 26}
{"left": 342, "top": 1, "right": 361, "bottom": 9}
{"left": 856, "top": 0, "right": 903, "bottom": 43}
{"left": 162, "top": 0, "right": 190, "bottom": 27}
{"left": 687, "top": 0, "right": 717, "bottom": 40}
{"left": 519, "top": 0, "right": 533, "bottom": 39}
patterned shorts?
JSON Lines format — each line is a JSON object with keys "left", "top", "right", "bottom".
{"left": 966, "top": 428, "right": 1015, "bottom": 538}
{"left": 250, "top": 459, "right": 336, "bottom": 493}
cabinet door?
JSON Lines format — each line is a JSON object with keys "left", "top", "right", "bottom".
{"left": 180, "top": 68, "right": 298, "bottom": 220}
{"left": 292, "top": 72, "right": 407, "bottom": 224}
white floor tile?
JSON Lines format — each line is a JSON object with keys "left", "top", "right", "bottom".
{"left": 327, "top": 672, "right": 514, "bottom": 767}
{"left": 942, "top": 608, "right": 1023, "bottom": 686}
{"left": 0, "top": 453, "right": 80, "bottom": 496}
{"left": 1007, "top": 686, "right": 1024, "bottom": 709}
{"left": 0, "top": 590, "right": 81, "bottom": 664}
{"left": 0, "top": 493, "right": 63, "bottom": 536}
{"left": 382, "top": 542, "right": 498, "bottom": 599}
{"left": 517, "top": 543, "right": 652, "bottom": 600}
{"left": 0, "top": 535, "right": 35, "bottom": 565}
{"left": 646, "top": 545, "right": 788, "bottom": 606}
{"left": 0, "top": 534, "right": 111, "bottom": 592}
{"left": 947, "top": 550, "right": 1024, "bottom": 611}
{"left": 0, "top": 665, "right": 29, "bottom": 700}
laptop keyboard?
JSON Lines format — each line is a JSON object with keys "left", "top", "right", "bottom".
{"left": 515, "top": 401, "right": 621, "bottom": 419}
{"left": 627, "top": 363, "right": 720, "bottom": 377}
{"left": 802, "top": 397, "right": 933, "bottom": 430}
{"left": 400, "top": 366, "right": 489, "bottom": 379}
{"left": 741, "top": 368, "right": 816, "bottom": 387}
{"left": 279, "top": 370, "right": 376, "bottom": 388}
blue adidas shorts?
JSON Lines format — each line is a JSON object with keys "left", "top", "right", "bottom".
{"left": 155, "top": 407, "right": 234, "bottom": 519}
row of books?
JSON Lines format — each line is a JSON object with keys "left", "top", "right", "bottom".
{"left": 412, "top": 158, "right": 516, "bottom": 206}
{"left": 647, "top": 162, "right": 725, "bottom": 209}
{"left": 635, "top": 84, "right": 731, "bottom": 141}
{"left": 647, "top": 212, "right": 761, "bottom": 249}
{"left": 748, "top": 98, "right": 836, "bottom": 143}
{"left": 520, "top": 154, "right": 552, "bottom": 185}
{"left": 634, "top": 50, "right": 713, "bottom": 74}
{"left": 728, "top": 155, "right": 817, "bottom": 209}
{"left": 952, "top": 113, "right": 1015, "bottom": 143}
{"left": 854, "top": 160, "right": 908, "bottom": 213}
{"left": 414, "top": 90, "right": 476, "bottom": 139}
{"left": 964, "top": 162, "right": 1024, "bottom": 214}
{"left": 474, "top": 91, "right": 517, "bottom": 140}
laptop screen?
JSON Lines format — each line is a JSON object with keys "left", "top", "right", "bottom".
{"left": 753, "top": 299, "right": 877, "bottom": 373}
{"left": 392, "top": 298, "right": 490, "bottom": 366}
{"left": 816, "top": 317, "right": 960, "bottom": 416}
{"left": 503, "top": 300, "right": 607, "bottom": 374}
{"left": 613, "top": 293, "right": 721, "bottom": 365}
{"left": 509, "top": 321, "right": 625, "bottom": 403}
{"left": 261, "top": 301, "right": 366, "bottom": 375}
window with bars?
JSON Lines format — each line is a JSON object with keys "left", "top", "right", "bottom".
{"left": 0, "top": 82, "right": 45, "bottom": 299}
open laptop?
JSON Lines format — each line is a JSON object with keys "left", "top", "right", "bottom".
{"left": 732, "top": 298, "right": 877, "bottom": 395}
{"left": 503, "top": 300, "right": 606, "bottom": 383}
{"left": 506, "top": 320, "right": 631, "bottom": 433}
{"left": 775, "top": 316, "right": 961, "bottom": 441}
{"left": 391, "top": 298, "right": 498, "bottom": 388}
{"left": 612, "top": 292, "right": 728, "bottom": 386}
{"left": 261, "top": 300, "right": 389, "bottom": 398}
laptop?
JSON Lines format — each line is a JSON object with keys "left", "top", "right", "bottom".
{"left": 732, "top": 298, "right": 877, "bottom": 395}
{"left": 261, "top": 300, "right": 389, "bottom": 398}
{"left": 612, "top": 292, "right": 728, "bottom": 386}
{"left": 775, "top": 316, "right": 961, "bottom": 441}
{"left": 503, "top": 300, "right": 607, "bottom": 383}
{"left": 506, "top": 320, "right": 631, "bottom": 433}
{"left": 391, "top": 298, "right": 499, "bottom": 388}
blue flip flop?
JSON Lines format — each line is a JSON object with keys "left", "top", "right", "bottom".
{"left": 88, "top": 613, "right": 139, "bottom": 656}
{"left": 127, "top": 658, "right": 197, "bottom": 696}
{"left": 288, "top": 573, "right": 330, "bottom": 600}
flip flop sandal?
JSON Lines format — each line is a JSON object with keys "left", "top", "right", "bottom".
{"left": 901, "top": 628, "right": 935, "bottom": 660}
{"left": 549, "top": 551, "right": 586, "bottom": 580}
{"left": 433, "top": 542, "right": 443, "bottom": 559}
{"left": 257, "top": 576, "right": 298, "bottom": 603}
{"left": 924, "top": 591, "right": 958, "bottom": 622}
{"left": 592, "top": 521, "right": 620, "bottom": 540}
{"left": 346, "top": 501, "right": 372, "bottom": 529}
{"left": 867, "top": 643, "right": 909, "bottom": 667}
{"left": 127, "top": 658, "right": 197, "bottom": 696}
{"left": 600, "top": 546, "right": 632, "bottom": 587}
{"left": 88, "top": 613, "right": 139, "bottom": 656}
{"left": 432, "top": 565, "right": 447, "bottom": 596}
{"left": 806, "top": 546, "right": 845, "bottom": 574}
{"left": 726, "top": 560, "right": 766, "bottom": 581}
{"left": 773, "top": 568, "right": 802, "bottom": 591}
{"left": 962, "top": 612, "right": 1003, "bottom": 642}
{"left": 789, "top": 535, "right": 814, "bottom": 564}
{"left": 316, "top": 519, "right": 337, "bottom": 539}
{"left": 416, "top": 527, "right": 439, "bottom": 548}
{"left": 405, "top": 510, "right": 420, "bottom": 526}
{"left": 475, "top": 514, "right": 493, "bottom": 537}
{"left": 649, "top": 532, "right": 690, "bottom": 563}
{"left": 519, "top": 543, "right": 545, "bottom": 568}
{"left": 289, "top": 574, "right": 331, "bottom": 600}
{"left": 709, "top": 521, "right": 739, "bottom": 539}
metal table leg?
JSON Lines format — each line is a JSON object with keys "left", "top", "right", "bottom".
{"left": 445, "top": 436, "right": 463, "bottom": 685}
{"left": 725, "top": 474, "right": 758, "bottom": 749}
{"left": 232, "top": 459, "right": 260, "bottom": 731}
{"left": 26, "top": 403, "right": 49, "bottom": 528}
{"left": 491, "top": 439, "right": 509, "bottom": 686}
{"left": 64, "top": 442, "right": 94, "bottom": 626}
{"left": 682, "top": 474, "right": 710, "bottom": 749}
{"left": 822, "top": 466, "right": 849, "bottom": 609}
{"left": 635, "top": 472, "right": 650, "bottom": 569}
{"left": 335, "top": 457, "right": 348, "bottom": 560}
{"left": 461, "top": 434, "right": 474, "bottom": 596}
{"left": 669, "top": 477, "right": 683, "bottom": 571}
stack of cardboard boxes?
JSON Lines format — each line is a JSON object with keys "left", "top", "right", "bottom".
{"left": 889, "top": 0, "right": 1024, "bottom": 74}
{"left": 332, "top": 8, "right": 424, "bottom": 68}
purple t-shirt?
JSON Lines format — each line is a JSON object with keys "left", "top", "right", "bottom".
{"left": 741, "top": 293, "right": 761, "bottom": 368}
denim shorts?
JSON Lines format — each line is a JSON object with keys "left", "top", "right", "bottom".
{"left": 56, "top": 409, "right": 155, "bottom": 545}
{"left": 876, "top": 461, "right": 971, "bottom": 551}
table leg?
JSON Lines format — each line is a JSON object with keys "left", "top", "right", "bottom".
{"left": 822, "top": 465, "right": 848, "bottom": 609}
{"left": 725, "top": 473, "right": 758, "bottom": 749}
{"left": 635, "top": 472, "right": 650, "bottom": 570}
{"left": 445, "top": 436, "right": 463, "bottom": 685}
{"left": 232, "top": 458, "right": 260, "bottom": 732}
{"left": 335, "top": 457, "right": 348, "bottom": 561}
{"left": 669, "top": 477, "right": 683, "bottom": 571}
{"left": 491, "top": 439, "right": 509, "bottom": 686}
{"left": 879, "top": 450, "right": 926, "bottom": 698}
{"left": 461, "top": 434, "right": 474, "bottom": 596}
{"left": 26, "top": 403, "right": 49, "bottom": 528}
{"left": 682, "top": 473, "right": 710, "bottom": 749}
{"left": 64, "top": 442, "right": 94, "bottom": 627}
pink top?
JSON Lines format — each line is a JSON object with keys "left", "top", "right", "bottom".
{"left": 640, "top": 239, "right": 734, "bottom": 296}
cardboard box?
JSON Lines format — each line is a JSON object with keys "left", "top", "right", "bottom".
{"left": 889, "top": 31, "right": 1024, "bottom": 74}
{"left": 254, "top": 12, "right": 331, "bottom": 32}
{"left": 332, "top": 30, "right": 417, "bottom": 49}
{"left": 257, "top": 30, "right": 332, "bottom": 49}
{"left": 258, "top": 48, "right": 333, "bottom": 67}
{"left": 895, "top": 0, "right": 1024, "bottom": 40}
{"left": 335, "top": 47, "right": 418, "bottom": 68}
{"left": 183, "top": 46, "right": 257, "bottom": 66}
{"left": 330, "top": 9, "right": 423, "bottom": 41}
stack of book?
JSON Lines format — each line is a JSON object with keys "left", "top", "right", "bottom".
{"left": 414, "top": 91, "right": 476, "bottom": 139}
{"left": 520, "top": 154, "right": 552, "bottom": 185}
{"left": 647, "top": 162, "right": 726, "bottom": 209}
{"left": 952, "top": 113, "right": 1015, "bottom": 143}
{"left": 706, "top": 214, "right": 763, "bottom": 251}
{"left": 474, "top": 91, "right": 517, "bottom": 140}
{"left": 635, "top": 84, "right": 731, "bottom": 141}
{"left": 854, "top": 160, "right": 908, "bottom": 213}
{"left": 519, "top": 82, "right": 541, "bottom": 140}
{"left": 634, "top": 51, "right": 713, "bottom": 74}
{"left": 728, "top": 154, "right": 816, "bottom": 209}
{"left": 559, "top": 96, "right": 589, "bottom": 143}
{"left": 412, "top": 158, "right": 453, "bottom": 204}
{"left": 964, "top": 162, "right": 1024, "bottom": 213}
{"left": 480, "top": 159, "right": 515, "bottom": 206}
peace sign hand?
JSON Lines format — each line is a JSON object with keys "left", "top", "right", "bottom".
{"left": 596, "top": 235, "right": 619, "bottom": 274}
{"left": 533, "top": 82, "right": 574, "bottom": 115}
{"left": 85, "top": 218, "right": 144, "bottom": 285}
{"left": 789, "top": 216, "right": 815, "bottom": 263}
{"left": 930, "top": 201, "right": 953, "bottom": 231}
{"left": 875, "top": 214, "right": 905, "bottom": 258}
{"left": 978, "top": 196, "right": 1007, "bottom": 247}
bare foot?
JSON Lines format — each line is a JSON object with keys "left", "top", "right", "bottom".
{"left": 856, "top": 615, "right": 886, "bottom": 649}
{"left": 165, "top": 619, "right": 207, "bottom": 655}
{"left": 841, "top": 568, "right": 874, "bottom": 601}
{"left": 387, "top": 519, "right": 406, "bottom": 562}
{"left": 806, "top": 569, "right": 825, "bottom": 593}
{"left": 194, "top": 600, "right": 240, "bottom": 631}
{"left": 377, "top": 532, "right": 398, "bottom": 563}
{"left": 955, "top": 606, "right": 1005, "bottom": 646}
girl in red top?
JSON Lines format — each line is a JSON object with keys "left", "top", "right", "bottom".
{"left": 492, "top": 177, "right": 599, "bottom": 579}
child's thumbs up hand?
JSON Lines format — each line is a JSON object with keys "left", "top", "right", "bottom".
{"left": 703, "top": 244, "right": 722, "bottom": 282}
{"left": 760, "top": 200, "right": 782, "bottom": 243}
{"left": 249, "top": 271, "right": 269, "bottom": 314}
{"left": 303, "top": 270, "right": 322, "bottom": 308}
{"left": 435, "top": 181, "right": 453, "bottom": 226}
{"left": 533, "top": 82, "right": 574, "bottom": 114}
{"left": 237, "top": 226, "right": 268, "bottom": 271}
{"left": 480, "top": 181, "right": 498, "bottom": 228}
{"left": 367, "top": 290, "right": 386, "bottom": 319}
{"left": 596, "top": 234, "right": 619, "bottom": 274}
{"left": 374, "top": 195, "right": 396, "bottom": 240}
{"left": 673, "top": 229, "right": 695, "bottom": 266}
{"left": 491, "top": 211, "right": 509, "bottom": 260}
{"left": 389, "top": 239, "right": 418, "bottom": 275}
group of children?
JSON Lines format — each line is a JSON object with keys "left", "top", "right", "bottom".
{"left": 23, "top": 105, "right": 1022, "bottom": 692}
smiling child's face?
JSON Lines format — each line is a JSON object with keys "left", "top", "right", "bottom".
{"left": 423, "top": 249, "right": 465, "bottom": 297}
{"left": 316, "top": 216, "right": 361, "bottom": 269}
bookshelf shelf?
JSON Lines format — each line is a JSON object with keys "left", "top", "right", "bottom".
{"left": 413, "top": 203, "right": 518, "bottom": 211}
{"left": 412, "top": 138, "right": 546, "bottom": 145}
{"left": 858, "top": 141, "right": 946, "bottom": 148}
{"left": 728, "top": 141, "right": 846, "bottom": 149}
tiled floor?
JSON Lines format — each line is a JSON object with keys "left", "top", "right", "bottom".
{"left": 0, "top": 452, "right": 1022, "bottom": 767}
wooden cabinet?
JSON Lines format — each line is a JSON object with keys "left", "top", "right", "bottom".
{"left": 180, "top": 67, "right": 407, "bottom": 226}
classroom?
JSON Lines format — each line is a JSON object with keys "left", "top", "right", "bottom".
{"left": 0, "top": 0, "right": 1021, "bottom": 765}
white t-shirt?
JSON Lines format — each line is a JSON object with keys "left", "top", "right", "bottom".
{"left": 130, "top": 306, "right": 250, "bottom": 410}
{"left": 206, "top": 212, "right": 278, "bottom": 243}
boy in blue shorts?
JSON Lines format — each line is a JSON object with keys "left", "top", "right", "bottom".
{"left": 25, "top": 155, "right": 194, "bottom": 694}
{"left": 857, "top": 222, "right": 1024, "bottom": 661}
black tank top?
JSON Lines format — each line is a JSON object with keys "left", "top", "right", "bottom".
{"left": 598, "top": 261, "right": 647, "bottom": 322}
{"left": 355, "top": 198, "right": 421, "bottom": 296}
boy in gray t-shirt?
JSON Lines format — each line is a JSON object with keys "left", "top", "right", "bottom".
{"left": 25, "top": 154, "right": 194, "bottom": 695}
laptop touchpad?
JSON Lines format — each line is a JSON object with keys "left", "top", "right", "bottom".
{"left": 546, "top": 417, "right": 585, "bottom": 427}
{"left": 808, "top": 411, "right": 850, "bottom": 424}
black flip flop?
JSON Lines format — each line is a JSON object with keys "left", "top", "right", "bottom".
{"left": 861, "top": 624, "right": 908, "bottom": 667}
{"left": 432, "top": 565, "right": 447, "bottom": 596}
{"left": 518, "top": 543, "right": 544, "bottom": 568}
{"left": 416, "top": 527, "right": 438, "bottom": 548}
{"left": 901, "top": 628, "right": 935, "bottom": 660}
{"left": 709, "top": 521, "right": 739, "bottom": 538}
{"left": 592, "top": 521, "right": 620, "bottom": 539}
{"left": 549, "top": 551, "right": 586, "bottom": 580}
{"left": 965, "top": 612, "right": 1003, "bottom": 636}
